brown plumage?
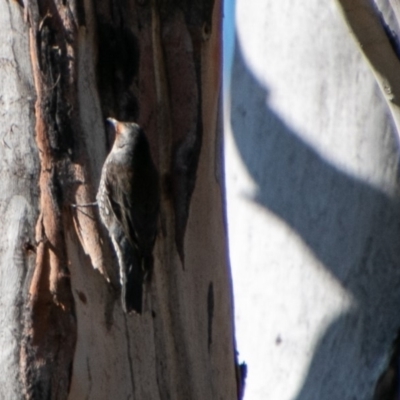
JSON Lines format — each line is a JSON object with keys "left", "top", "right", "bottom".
{"left": 97, "top": 118, "right": 159, "bottom": 314}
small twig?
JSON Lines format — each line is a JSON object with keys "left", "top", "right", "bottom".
{"left": 70, "top": 202, "right": 98, "bottom": 208}
{"left": 70, "top": 202, "right": 97, "bottom": 220}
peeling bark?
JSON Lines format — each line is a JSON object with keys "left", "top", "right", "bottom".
{"left": 335, "top": 0, "right": 400, "bottom": 131}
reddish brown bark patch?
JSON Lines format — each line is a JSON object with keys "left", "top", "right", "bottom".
{"left": 20, "top": 2, "right": 79, "bottom": 398}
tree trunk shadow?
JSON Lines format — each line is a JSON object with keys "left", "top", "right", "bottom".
{"left": 229, "top": 37, "right": 400, "bottom": 399}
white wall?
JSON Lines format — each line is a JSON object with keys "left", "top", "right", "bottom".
{"left": 225, "top": 1, "right": 400, "bottom": 399}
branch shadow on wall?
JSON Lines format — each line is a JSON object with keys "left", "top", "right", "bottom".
{"left": 229, "top": 38, "right": 400, "bottom": 399}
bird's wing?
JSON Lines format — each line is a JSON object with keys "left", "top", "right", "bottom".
{"left": 104, "top": 163, "right": 141, "bottom": 252}
{"left": 104, "top": 155, "right": 159, "bottom": 255}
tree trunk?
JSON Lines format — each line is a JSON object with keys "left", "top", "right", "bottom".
{"left": 0, "top": 0, "right": 237, "bottom": 399}
{"left": 227, "top": 0, "right": 400, "bottom": 399}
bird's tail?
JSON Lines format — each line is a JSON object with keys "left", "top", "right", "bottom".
{"left": 123, "top": 253, "right": 154, "bottom": 314}
{"left": 114, "top": 235, "right": 145, "bottom": 314}
{"left": 123, "top": 253, "right": 145, "bottom": 314}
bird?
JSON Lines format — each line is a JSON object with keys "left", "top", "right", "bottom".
{"left": 97, "top": 118, "right": 160, "bottom": 314}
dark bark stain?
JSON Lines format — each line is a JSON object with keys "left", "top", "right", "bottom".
{"left": 36, "top": 6, "right": 75, "bottom": 159}
{"left": 172, "top": 130, "right": 201, "bottom": 265}
{"left": 173, "top": 1, "right": 214, "bottom": 265}
{"left": 161, "top": 1, "right": 212, "bottom": 265}
{"left": 95, "top": 10, "right": 140, "bottom": 128}
{"left": 76, "top": 290, "right": 87, "bottom": 304}
{"left": 75, "top": 0, "right": 86, "bottom": 26}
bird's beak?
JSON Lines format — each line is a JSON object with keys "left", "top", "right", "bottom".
{"left": 106, "top": 118, "right": 121, "bottom": 136}
{"left": 106, "top": 117, "right": 118, "bottom": 128}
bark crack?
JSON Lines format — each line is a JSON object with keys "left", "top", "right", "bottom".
{"left": 85, "top": 357, "right": 92, "bottom": 400}
{"left": 123, "top": 314, "right": 136, "bottom": 398}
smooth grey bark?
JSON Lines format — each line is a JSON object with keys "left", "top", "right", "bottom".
{"left": 0, "top": 1, "right": 38, "bottom": 398}
{"left": 227, "top": 0, "right": 400, "bottom": 399}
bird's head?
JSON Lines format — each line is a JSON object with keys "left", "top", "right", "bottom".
{"left": 106, "top": 118, "right": 141, "bottom": 149}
